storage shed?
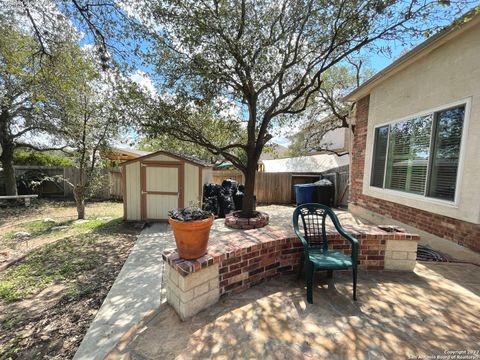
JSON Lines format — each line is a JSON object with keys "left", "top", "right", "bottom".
{"left": 122, "top": 150, "right": 212, "bottom": 221}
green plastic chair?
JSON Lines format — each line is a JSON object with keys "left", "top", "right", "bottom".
{"left": 293, "top": 203, "right": 359, "bottom": 303}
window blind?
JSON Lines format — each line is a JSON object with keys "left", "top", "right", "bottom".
{"left": 427, "top": 106, "right": 465, "bottom": 201}
{"left": 370, "top": 103, "right": 465, "bottom": 202}
{"left": 385, "top": 115, "right": 432, "bottom": 195}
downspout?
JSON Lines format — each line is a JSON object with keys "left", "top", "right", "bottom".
{"left": 347, "top": 104, "right": 355, "bottom": 207}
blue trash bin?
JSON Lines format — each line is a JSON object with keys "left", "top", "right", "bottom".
{"left": 294, "top": 183, "right": 318, "bottom": 205}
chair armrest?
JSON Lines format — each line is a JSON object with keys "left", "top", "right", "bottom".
{"left": 336, "top": 226, "right": 359, "bottom": 262}
{"left": 293, "top": 227, "right": 309, "bottom": 250}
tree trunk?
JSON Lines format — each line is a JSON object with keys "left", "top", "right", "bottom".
{"left": 73, "top": 185, "right": 86, "bottom": 219}
{"left": 241, "top": 164, "right": 257, "bottom": 218}
{"left": 0, "top": 144, "right": 17, "bottom": 196}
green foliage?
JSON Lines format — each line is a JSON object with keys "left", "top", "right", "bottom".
{"left": 168, "top": 207, "right": 212, "bottom": 221}
{"left": 287, "top": 63, "right": 373, "bottom": 156}
{"left": 16, "top": 169, "right": 64, "bottom": 195}
{"left": 13, "top": 151, "right": 74, "bottom": 166}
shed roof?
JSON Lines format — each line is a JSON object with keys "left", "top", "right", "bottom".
{"left": 344, "top": 9, "right": 480, "bottom": 102}
{"left": 121, "top": 150, "right": 212, "bottom": 167}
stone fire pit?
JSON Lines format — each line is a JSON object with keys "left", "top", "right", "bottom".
{"left": 224, "top": 211, "right": 269, "bottom": 229}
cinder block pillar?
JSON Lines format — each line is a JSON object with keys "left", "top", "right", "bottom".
{"left": 384, "top": 240, "right": 418, "bottom": 271}
{"left": 165, "top": 263, "right": 220, "bottom": 320}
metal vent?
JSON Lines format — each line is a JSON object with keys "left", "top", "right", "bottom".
{"left": 416, "top": 245, "right": 450, "bottom": 262}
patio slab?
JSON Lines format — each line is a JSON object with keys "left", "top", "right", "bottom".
{"left": 110, "top": 262, "right": 480, "bottom": 359}
{"left": 73, "top": 223, "right": 174, "bottom": 360}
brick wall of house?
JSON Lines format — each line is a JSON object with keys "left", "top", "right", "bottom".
{"left": 350, "top": 95, "right": 480, "bottom": 253}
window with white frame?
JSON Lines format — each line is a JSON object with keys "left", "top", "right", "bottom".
{"left": 370, "top": 104, "right": 466, "bottom": 202}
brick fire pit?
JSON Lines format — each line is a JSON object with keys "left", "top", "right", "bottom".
{"left": 163, "top": 214, "right": 420, "bottom": 320}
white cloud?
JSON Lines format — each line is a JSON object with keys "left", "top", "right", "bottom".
{"left": 130, "top": 70, "right": 157, "bottom": 97}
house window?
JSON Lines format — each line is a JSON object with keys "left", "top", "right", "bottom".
{"left": 370, "top": 104, "right": 465, "bottom": 202}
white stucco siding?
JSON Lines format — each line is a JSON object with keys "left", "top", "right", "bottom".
{"left": 319, "top": 128, "right": 348, "bottom": 151}
{"left": 363, "top": 24, "right": 480, "bottom": 224}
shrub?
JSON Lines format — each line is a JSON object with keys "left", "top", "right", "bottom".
{"left": 168, "top": 207, "right": 212, "bottom": 221}
{"left": 13, "top": 151, "right": 74, "bottom": 167}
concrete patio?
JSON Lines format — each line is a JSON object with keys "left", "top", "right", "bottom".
{"left": 109, "top": 261, "right": 480, "bottom": 359}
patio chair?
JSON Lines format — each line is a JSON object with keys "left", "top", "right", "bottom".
{"left": 292, "top": 203, "right": 359, "bottom": 303}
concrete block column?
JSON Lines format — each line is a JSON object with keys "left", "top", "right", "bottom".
{"left": 165, "top": 263, "right": 220, "bottom": 320}
{"left": 384, "top": 239, "right": 418, "bottom": 271}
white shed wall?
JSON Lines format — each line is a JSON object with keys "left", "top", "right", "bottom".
{"left": 184, "top": 163, "right": 199, "bottom": 207}
{"left": 125, "top": 162, "right": 141, "bottom": 220}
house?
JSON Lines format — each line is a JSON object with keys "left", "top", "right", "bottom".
{"left": 260, "top": 153, "right": 349, "bottom": 173}
{"left": 122, "top": 150, "right": 212, "bottom": 221}
{"left": 345, "top": 11, "right": 480, "bottom": 260}
{"left": 259, "top": 143, "right": 289, "bottom": 160}
{"left": 259, "top": 124, "right": 350, "bottom": 172}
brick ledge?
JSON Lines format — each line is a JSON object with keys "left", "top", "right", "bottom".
{"left": 162, "top": 223, "right": 420, "bottom": 277}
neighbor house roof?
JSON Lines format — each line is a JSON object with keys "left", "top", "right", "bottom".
{"left": 121, "top": 150, "right": 213, "bottom": 167}
{"left": 102, "top": 147, "right": 152, "bottom": 161}
{"left": 345, "top": 9, "right": 480, "bottom": 102}
{"left": 260, "top": 143, "right": 289, "bottom": 160}
{"left": 261, "top": 153, "right": 349, "bottom": 173}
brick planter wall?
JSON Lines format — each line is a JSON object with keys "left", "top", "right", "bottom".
{"left": 224, "top": 211, "right": 270, "bottom": 229}
{"left": 163, "top": 223, "right": 419, "bottom": 319}
{"left": 351, "top": 95, "right": 480, "bottom": 253}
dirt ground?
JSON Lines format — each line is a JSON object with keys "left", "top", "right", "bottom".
{"left": 0, "top": 200, "right": 139, "bottom": 359}
{"left": 0, "top": 199, "right": 125, "bottom": 265}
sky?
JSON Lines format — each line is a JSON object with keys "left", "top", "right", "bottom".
{"left": 67, "top": 2, "right": 479, "bottom": 149}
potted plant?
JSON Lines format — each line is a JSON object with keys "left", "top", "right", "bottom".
{"left": 168, "top": 206, "right": 214, "bottom": 260}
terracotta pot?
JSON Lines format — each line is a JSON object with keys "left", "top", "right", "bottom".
{"left": 168, "top": 216, "right": 214, "bottom": 260}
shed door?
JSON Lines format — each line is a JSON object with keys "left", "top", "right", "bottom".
{"left": 140, "top": 163, "right": 184, "bottom": 220}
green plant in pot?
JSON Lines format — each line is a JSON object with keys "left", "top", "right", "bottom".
{"left": 168, "top": 207, "right": 214, "bottom": 260}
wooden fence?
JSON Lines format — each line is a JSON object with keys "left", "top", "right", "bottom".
{"left": 0, "top": 166, "right": 123, "bottom": 200}
{"left": 2, "top": 164, "right": 348, "bottom": 205}
{"left": 212, "top": 165, "right": 349, "bottom": 206}
{"left": 212, "top": 170, "right": 244, "bottom": 185}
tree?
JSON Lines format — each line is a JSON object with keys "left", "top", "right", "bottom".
{"left": 51, "top": 53, "right": 132, "bottom": 219}
{"left": 0, "top": 16, "right": 76, "bottom": 195}
{"left": 138, "top": 0, "right": 469, "bottom": 217}
{"left": 138, "top": 120, "right": 247, "bottom": 166}
{"left": 287, "top": 60, "right": 372, "bottom": 156}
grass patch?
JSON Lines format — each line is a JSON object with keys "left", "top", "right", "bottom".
{"left": 2, "top": 311, "right": 28, "bottom": 330}
{"left": 0, "top": 335, "right": 21, "bottom": 358}
{"left": 23, "top": 220, "right": 57, "bottom": 235}
{"left": 72, "top": 218, "right": 108, "bottom": 230}
{"left": 63, "top": 283, "right": 99, "bottom": 302}
{"left": 0, "top": 234, "right": 103, "bottom": 303}
{"left": 2, "top": 230, "right": 15, "bottom": 240}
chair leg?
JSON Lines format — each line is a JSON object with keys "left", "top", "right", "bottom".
{"left": 306, "top": 262, "right": 314, "bottom": 304}
{"left": 352, "top": 266, "right": 357, "bottom": 301}
{"left": 297, "top": 253, "right": 304, "bottom": 279}
{"left": 327, "top": 270, "right": 333, "bottom": 279}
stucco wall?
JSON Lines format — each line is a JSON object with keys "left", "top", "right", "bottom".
{"left": 363, "top": 24, "right": 480, "bottom": 224}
